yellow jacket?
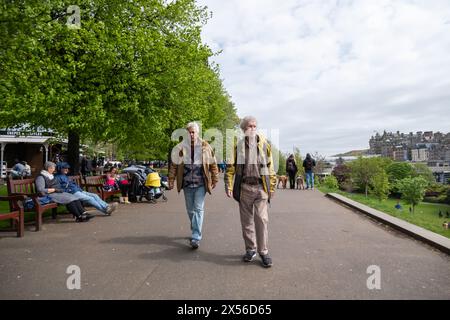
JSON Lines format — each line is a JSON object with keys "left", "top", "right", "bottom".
{"left": 224, "top": 134, "right": 277, "bottom": 202}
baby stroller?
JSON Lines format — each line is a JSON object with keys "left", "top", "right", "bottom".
{"left": 125, "top": 165, "right": 168, "bottom": 203}
{"left": 144, "top": 172, "right": 168, "bottom": 203}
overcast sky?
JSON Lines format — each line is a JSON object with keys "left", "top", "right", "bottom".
{"left": 197, "top": 0, "right": 450, "bottom": 157}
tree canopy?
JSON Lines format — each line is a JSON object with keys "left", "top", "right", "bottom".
{"left": 0, "top": 0, "right": 239, "bottom": 170}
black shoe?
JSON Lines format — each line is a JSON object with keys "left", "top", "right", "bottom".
{"left": 76, "top": 215, "right": 90, "bottom": 222}
{"left": 243, "top": 250, "right": 257, "bottom": 262}
{"left": 190, "top": 239, "right": 199, "bottom": 249}
{"left": 76, "top": 212, "right": 94, "bottom": 222}
{"left": 84, "top": 212, "right": 95, "bottom": 219}
{"left": 260, "top": 254, "right": 273, "bottom": 268}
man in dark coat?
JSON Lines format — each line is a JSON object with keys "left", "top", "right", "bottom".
{"left": 286, "top": 154, "right": 298, "bottom": 189}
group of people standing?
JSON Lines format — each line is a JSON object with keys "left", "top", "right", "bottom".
{"left": 168, "top": 117, "right": 276, "bottom": 268}
{"left": 285, "top": 153, "right": 316, "bottom": 190}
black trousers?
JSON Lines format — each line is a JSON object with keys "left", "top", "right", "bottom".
{"left": 288, "top": 172, "right": 296, "bottom": 189}
{"left": 119, "top": 183, "right": 129, "bottom": 197}
{"left": 66, "top": 200, "right": 86, "bottom": 217}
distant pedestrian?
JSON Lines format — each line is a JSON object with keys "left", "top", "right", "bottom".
{"left": 81, "top": 156, "right": 93, "bottom": 176}
{"left": 395, "top": 201, "right": 402, "bottom": 210}
{"left": 286, "top": 154, "right": 298, "bottom": 189}
{"left": 303, "top": 153, "right": 316, "bottom": 190}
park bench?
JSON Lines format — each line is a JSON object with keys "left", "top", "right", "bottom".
{"left": 0, "top": 195, "right": 26, "bottom": 237}
{"left": 83, "top": 173, "right": 129, "bottom": 201}
{"left": 68, "top": 175, "right": 84, "bottom": 189}
{"left": 6, "top": 178, "right": 59, "bottom": 231}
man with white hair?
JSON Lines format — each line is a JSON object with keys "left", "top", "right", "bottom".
{"left": 225, "top": 116, "right": 277, "bottom": 268}
{"left": 168, "top": 121, "right": 219, "bottom": 249}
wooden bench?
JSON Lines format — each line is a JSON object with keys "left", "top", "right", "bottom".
{"left": 68, "top": 175, "right": 84, "bottom": 189}
{"left": 0, "top": 195, "right": 26, "bottom": 237}
{"left": 83, "top": 173, "right": 129, "bottom": 201}
{"left": 6, "top": 178, "right": 59, "bottom": 231}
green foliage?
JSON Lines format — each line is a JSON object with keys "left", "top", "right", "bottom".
{"left": 0, "top": 0, "right": 238, "bottom": 161}
{"left": 396, "top": 177, "right": 429, "bottom": 213}
{"left": 276, "top": 150, "right": 286, "bottom": 175}
{"left": 369, "top": 170, "right": 390, "bottom": 201}
{"left": 348, "top": 156, "right": 385, "bottom": 197}
{"left": 387, "top": 162, "right": 415, "bottom": 183}
{"left": 424, "top": 184, "right": 450, "bottom": 204}
{"left": 332, "top": 163, "right": 351, "bottom": 189}
{"left": 411, "top": 163, "right": 435, "bottom": 184}
{"left": 293, "top": 147, "right": 304, "bottom": 176}
{"left": 323, "top": 175, "right": 339, "bottom": 190}
{"left": 315, "top": 186, "right": 450, "bottom": 239}
{"left": 423, "top": 195, "right": 448, "bottom": 204}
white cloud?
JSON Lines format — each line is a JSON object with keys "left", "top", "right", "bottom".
{"left": 198, "top": 0, "right": 450, "bottom": 156}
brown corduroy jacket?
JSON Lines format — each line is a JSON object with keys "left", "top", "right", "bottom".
{"left": 168, "top": 140, "right": 219, "bottom": 194}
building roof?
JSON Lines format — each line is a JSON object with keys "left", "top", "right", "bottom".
{"left": 0, "top": 135, "right": 53, "bottom": 144}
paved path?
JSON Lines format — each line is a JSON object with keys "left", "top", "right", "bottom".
{"left": 1, "top": 177, "right": 449, "bottom": 299}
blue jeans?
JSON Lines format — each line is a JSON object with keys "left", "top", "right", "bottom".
{"left": 183, "top": 185, "right": 206, "bottom": 241}
{"left": 305, "top": 172, "right": 314, "bottom": 189}
{"left": 73, "top": 191, "right": 108, "bottom": 212}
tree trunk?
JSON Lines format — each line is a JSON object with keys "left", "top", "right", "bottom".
{"left": 67, "top": 130, "right": 80, "bottom": 175}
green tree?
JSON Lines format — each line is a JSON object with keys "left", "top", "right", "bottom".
{"left": 411, "top": 163, "right": 435, "bottom": 184}
{"left": 276, "top": 151, "right": 287, "bottom": 176}
{"left": 396, "top": 177, "right": 429, "bottom": 213}
{"left": 386, "top": 162, "right": 415, "bottom": 194}
{"left": 386, "top": 162, "right": 415, "bottom": 183}
{"left": 369, "top": 170, "right": 390, "bottom": 201}
{"left": 293, "top": 146, "right": 304, "bottom": 176}
{"left": 348, "top": 157, "right": 384, "bottom": 197}
{"left": 0, "top": 0, "right": 237, "bottom": 171}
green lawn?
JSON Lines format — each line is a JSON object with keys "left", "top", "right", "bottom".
{"left": 317, "top": 185, "right": 450, "bottom": 239}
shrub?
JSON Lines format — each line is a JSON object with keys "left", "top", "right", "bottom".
{"left": 323, "top": 175, "right": 339, "bottom": 190}
{"left": 340, "top": 180, "right": 354, "bottom": 193}
{"left": 332, "top": 164, "right": 351, "bottom": 184}
{"left": 369, "top": 171, "right": 390, "bottom": 201}
{"left": 423, "top": 195, "right": 448, "bottom": 204}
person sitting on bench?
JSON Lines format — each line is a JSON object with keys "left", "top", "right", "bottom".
{"left": 55, "top": 162, "right": 117, "bottom": 215}
{"left": 35, "top": 161, "right": 94, "bottom": 222}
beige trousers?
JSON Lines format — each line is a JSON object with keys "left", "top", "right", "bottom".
{"left": 239, "top": 183, "right": 269, "bottom": 255}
